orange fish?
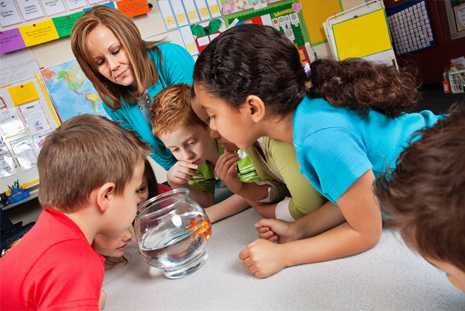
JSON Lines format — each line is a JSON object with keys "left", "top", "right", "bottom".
{"left": 188, "top": 219, "right": 212, "bottom": 241}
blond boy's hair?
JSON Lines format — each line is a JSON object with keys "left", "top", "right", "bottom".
{"left": 151, "top": 84, "right": 206, "bottom": 136}
{"left": 38, "top": 114, "right": 150, "bottom": 212}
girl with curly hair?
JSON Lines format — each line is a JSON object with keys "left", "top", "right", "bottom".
{"left": 192, "top": 24, "right": 442, "bottom": 278}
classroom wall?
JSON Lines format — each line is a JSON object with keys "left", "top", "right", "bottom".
{"left": 29, "top": 0, "right": 367, "bottom": 68}
{"left": 11, "top": 0, "right": 367, "bottom": 183}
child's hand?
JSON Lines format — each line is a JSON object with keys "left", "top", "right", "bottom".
{"left": 239, "top": 239, "right": 287, "bottom": 278}
{"left": 167, "top": 161, "right": 198, "bottom": 187}
{"left": 255, "top": 218, "right": 299, "bottom": 244}
{"left": 214, "top": 152, "right": 243, "bottom": 194}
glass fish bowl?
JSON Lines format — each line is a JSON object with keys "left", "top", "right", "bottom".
{"left": 134, "top": 188, "right": 211, "bottom": 279}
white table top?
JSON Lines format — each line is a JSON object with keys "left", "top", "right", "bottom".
{"left": 104, "top": 209, "right": 464, "bottom": 310}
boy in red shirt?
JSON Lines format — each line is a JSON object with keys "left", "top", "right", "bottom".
{"left": 0, "top": 114, "right": 150, "bottom": 310}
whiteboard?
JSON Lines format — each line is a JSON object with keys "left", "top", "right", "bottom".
{"left": 324, "top": 0, "right": 397, "bottom": 66}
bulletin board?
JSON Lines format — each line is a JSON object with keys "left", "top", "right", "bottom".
{"left": 222, "top": 0, "right": 313, "bottom": 65}
{"left": 0, "top": 0, "right": 150, "bottom": 55}
{"left": 155, "top": 0, "right": 313, "bottom": 64}
{"left": 0, "top": 74, "right": 60, "bottom": 193}
{"left": 1, "top": 0, "right": 315, "bottom": 194}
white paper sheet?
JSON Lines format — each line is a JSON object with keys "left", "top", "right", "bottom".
{"left": 0, "top": 0, "right": 22, "bottom": 27}
{"left": 0, "top": 108, "right": 26, "bottom": 138}
{"left": 17, "top": 0, "right": 45, "bottom": 20}
{"left": 41, "top": 0, "right": 66, "bottom": 16}
{"left": 19, "top": 101, "right": 51, "bottom": 133}
{"left": 65, "top": 0, "right": 87, "bottom": 9}
{"left": 10, "top": 136, "right": 37, "bottom": 170}
{"left": 0, "top": 50, "right": 40, "bottom": 87}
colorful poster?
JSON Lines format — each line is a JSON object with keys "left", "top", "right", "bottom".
{"left": 221, "top": 0, "right": 279, "bottom": 15}
{"left": 0, "top": 0, "right": 23, "bottom": 27}
{"left": 223, "top": 1, "right": 309, "bottom": 64}
{"left": 41, "top": 59, "right": 109, "bottom": 122}
{"left": 0, "top": 28, "right": 26, "bottom": 54}
{"left": 190, "top": 18, "right": 223, "bottom": 53}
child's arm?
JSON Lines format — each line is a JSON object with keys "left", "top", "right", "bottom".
{"left": 250, "top": 202, "right": 277, "bottom": 219}
{"left": 205, "top": 194, "right": 250, "bottom": 223}
{"left": 240, "top": 171, "right": 382, "bottom": 278}
{"left": 256, "top": 200, "right": 344, "bottom": 241}
{"left": 215, "top": 152, "right": 270, "bottom": 202}
{"left": 189, "top": 188, "right": 215, "bottom": 208}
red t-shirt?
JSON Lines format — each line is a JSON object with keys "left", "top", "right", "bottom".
{"left": 0, "top": 208, "right": 104, "bottom": 310}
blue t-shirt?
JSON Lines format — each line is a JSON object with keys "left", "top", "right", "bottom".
{"left": 104, "top": 43, "right": 195, "bottom": 170}
{"left": 293, "top": 96, "right": 440, "bottom": 204}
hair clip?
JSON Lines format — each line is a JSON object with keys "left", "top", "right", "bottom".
{"left": 303, "top": 63, "right": 311, "bottom": 80}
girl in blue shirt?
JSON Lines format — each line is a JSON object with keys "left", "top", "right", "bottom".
{"left": 71, "top": 6, "right": 195, "bottom": 170}
{"left": 192, "top": 24, "right": 441, "bottom": 278}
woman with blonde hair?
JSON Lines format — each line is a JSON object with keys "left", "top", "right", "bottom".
{"left": 71, "top": 6, "right": 194, "bottom": 170}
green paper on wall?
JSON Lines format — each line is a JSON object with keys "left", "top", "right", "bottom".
{"left": 53, "top": 11, "right": 85, "bottom": 38}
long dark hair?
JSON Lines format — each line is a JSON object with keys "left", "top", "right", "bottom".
{"left": 194, "top": 24, "right": 419, "bottom": 118}
{"left": 308, "top": 58, "right": 419, "bottom": 117}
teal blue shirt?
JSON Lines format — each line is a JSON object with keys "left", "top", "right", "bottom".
{"left": 293, "top": 96, "right": 441, "bottom": 204}
{"left": 104, "top": 43, "right": 195, "bottom": 170}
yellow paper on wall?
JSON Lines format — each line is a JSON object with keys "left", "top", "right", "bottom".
{"left": 301, "top": 0, "right": 342, "bottom": 45}
{"left": 332, "top": 9, "right": 392, "bottom": 60}
{"left": 19, "top": 20, "right": 59, "bottom": 47}
{"left": 7, "top": 82, "right": 40, "bottom": 106}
